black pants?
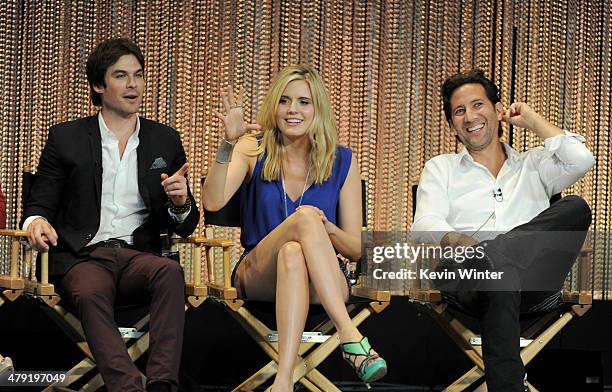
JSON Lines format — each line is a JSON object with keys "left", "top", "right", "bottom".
{"left": 446, "top": 195, "right": 591, "bottom": 392}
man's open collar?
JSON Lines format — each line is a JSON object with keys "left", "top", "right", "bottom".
{"left": 458, "top": 141, "right": 520, "bottom": 165}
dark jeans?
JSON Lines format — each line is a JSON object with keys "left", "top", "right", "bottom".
{"left": 60, "top": 247, "right": 185, "bottom": 392}
{"left": 445, "top": 195, "right": 591, "bottom": 392}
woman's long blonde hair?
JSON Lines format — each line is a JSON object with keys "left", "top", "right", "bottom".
{"left": 256, "top": 64, "right": 337, "bottom": 184}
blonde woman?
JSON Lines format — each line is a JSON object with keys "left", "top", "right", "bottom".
{"left": 203, "top": 65, "right": 386, "bottom": 391}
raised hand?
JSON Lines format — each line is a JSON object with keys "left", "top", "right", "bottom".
{"left": 501, "top": 102, "right": 540, "bottom": 130}
{"left": 213, "top": 86, "right": 261, "bottom": 142}
{"left": 161, "top": 162, "right": 189, "bottom": 207}
{"left": 502, "top": 102, "right": 563, "bottom": 140}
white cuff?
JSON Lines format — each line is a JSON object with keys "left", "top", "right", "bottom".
{"left": 168, "top": 206, "right": 191, "bottom": 223}
{"left": 544, "top": 130, "right": 586, "bottom": 152}
{"left": 22, "top": 215, "right": 44, "bottom": 230}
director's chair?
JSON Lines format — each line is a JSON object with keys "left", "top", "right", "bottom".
{"left": 190, "top": 178, "right": 390, "bottom": 391}
{"left": 408, "top": 184, "right": 593, "bottom": 392}
{"left": 0, "top": 172, "right": 208, "bottom": 391}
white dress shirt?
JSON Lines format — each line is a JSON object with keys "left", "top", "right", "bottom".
{"left": 411, "top": 132, "right": 594, "bottom": 243}
{"left": 90, "top": 113, "right": 146, "bottom": 245}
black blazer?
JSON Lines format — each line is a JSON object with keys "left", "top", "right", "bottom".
{"left": 23, "top": 115, "right": 200, "bottom": 275}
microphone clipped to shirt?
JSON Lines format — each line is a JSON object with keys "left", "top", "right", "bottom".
{"left": 493, "top": 188, "right": 503, "bottom": 202}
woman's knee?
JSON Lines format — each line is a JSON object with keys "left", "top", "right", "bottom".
{"left": 277, "top": 241, "right": 307, "bottom": 275}
{"left": 290, "top": 206, "right": 325, "bottom": 239}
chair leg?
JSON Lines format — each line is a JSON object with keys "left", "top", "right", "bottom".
{"left": 443, "top": 365, "right": 484, "bottom": 392}
{"left": 237, "top": 337, "right": 325, "bottom": 392}
{"left": 43, "top": 356, "right": 97, "bottom": 391}
{"left": 440, "top": 304, "right": 591, "bottom": 392}
{"left": 81, "top": 370, "right": 146, "bottom": 392}
{"left": 233, "top": 361, "right": 278, "bottom": 391}
{"left": 425, "top": 306, "right": 485, "bottom": 369}
{"left": 296, "top": 377, "right": 324, "bottom": 392}
{"left": 520, "top": 310, "right": 576, "bottom": 365}
{"left": 521, "top": 311, "right": 558, "bottom": 339}
{"left": 301, "top": 368, "right": 340, "bottom": 391}
{"left": 473, "top": 381, "right": 488, "bottom": 392}
{"left": 525, "top": 381, "right": 539, "bottom": 392}
{"left": 291, "top": 304, "right": 375, "bottom": 386}
{"left": 262, "top": 375, "right": 326, "bottom": 392}
{"left": 229, "top": 301, "right": 384, "bottom": 392}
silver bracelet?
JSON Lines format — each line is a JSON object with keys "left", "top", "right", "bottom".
{"left": 215, "top": 138, "right": 236, "bottom": 164}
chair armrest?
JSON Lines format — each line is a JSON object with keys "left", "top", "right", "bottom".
{"left": 174, "top": 236, "right": 234, "bottom": 247}
{"left": 0, "top": 229, "right": 53, "bottom": 296}
{"left": 562, "top": 291, "right": 592, "bottom": 305}
{"left": 351, "top": 286, "right": 391, "bottom": 302}
{"left": 172, "top": 235, "right": 238, "bottom": 300}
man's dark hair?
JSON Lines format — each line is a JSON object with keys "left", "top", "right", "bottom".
{"left": 86, "top": 38, "right": 145, "bottom": 106}
{"left": 442, "top": 69, "right": 503, "bottom": 138}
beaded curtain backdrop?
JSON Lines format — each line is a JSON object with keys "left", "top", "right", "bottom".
{"left": 0, "top": 0, "right": 610, "bottom": 298}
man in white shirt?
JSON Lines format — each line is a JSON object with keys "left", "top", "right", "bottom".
{"left": 412, "top": 69, "right": 593, "bottom": 392}
{"left": 22, "top": 39, "right": 199, "bottom": 392}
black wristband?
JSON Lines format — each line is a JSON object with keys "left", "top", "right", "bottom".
{"left": 167, "top": 197, "right": 192, "bottom": 215}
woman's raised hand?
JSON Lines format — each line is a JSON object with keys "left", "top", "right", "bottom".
{"left": 214, "top": 86, "right": 260, "bottom": 141}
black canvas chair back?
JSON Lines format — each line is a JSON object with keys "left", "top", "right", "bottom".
{"left": 201, "top": 178, "right": 244, "bottom": 227}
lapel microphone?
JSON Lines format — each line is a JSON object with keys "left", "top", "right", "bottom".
{"left": 493, "top": 188, "right": 503, "bottom": 202}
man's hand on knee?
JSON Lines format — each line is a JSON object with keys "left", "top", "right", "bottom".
{"left": 441, "top": 231, "right": 478, "bottom": 248}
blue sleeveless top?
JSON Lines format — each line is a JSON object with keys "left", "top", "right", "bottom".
{"left": 240, "top": 146, "right": 353, "bottom": 251}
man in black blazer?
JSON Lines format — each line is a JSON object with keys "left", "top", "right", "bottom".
{"left": 23, "top": 39, "right": 199, "bottom": 392}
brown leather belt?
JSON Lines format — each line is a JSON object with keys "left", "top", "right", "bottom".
{"left": 84, "top": 239, "right": 134, "bottom": 253}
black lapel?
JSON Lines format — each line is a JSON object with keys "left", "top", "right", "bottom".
{"left": 137, "top": 117, "right": 151, "bottom": 207}
{"left": 87, "top": 116, "right": 103, "bottom": 210}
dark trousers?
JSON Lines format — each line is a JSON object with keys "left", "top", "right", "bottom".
{"left": 60, "top": 247, "right": 185, "bottom": 392}
{"left": 448, "top": 195, "right": 591, "bottom": 392}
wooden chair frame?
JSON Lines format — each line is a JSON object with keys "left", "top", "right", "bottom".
{"left": 408, "top": 182, "right": 594, "bottom": 391}
{"left": 0, "top": 229, "right": 207, "bottom": 391}
{"left": 187, "top": 233, "right": 390, "bottom": 392}
{"left": 195, "top": 178, "right": 391, "bottom": 391}
{"left": 408, "top": 287, "right": 591, "bottom": 392}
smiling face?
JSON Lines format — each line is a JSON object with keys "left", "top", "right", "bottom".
{"left": 93, "top": 54, "right": 144, "bottom": 118}
{"left": 274, "top": 79, "right": 315, "bottom": 142}
{"left": 449, "top": 83, "right": 503, "bottom": 152}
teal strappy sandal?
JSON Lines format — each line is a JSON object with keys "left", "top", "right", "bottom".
{"left": 340, "top": 337, "right": 387, "bottom": 388}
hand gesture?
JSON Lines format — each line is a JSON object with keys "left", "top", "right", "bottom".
{"left": 26, "top": 217, "right": 58, "bottom": 252}
{"left": 501, "top": 102, "right": 542, "bottom": 130}
{"left": 161, "top": 163, "right": 189, "bottom": 207}
{"left": 213, "top": 86, "right": 260, "bottom": 142}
